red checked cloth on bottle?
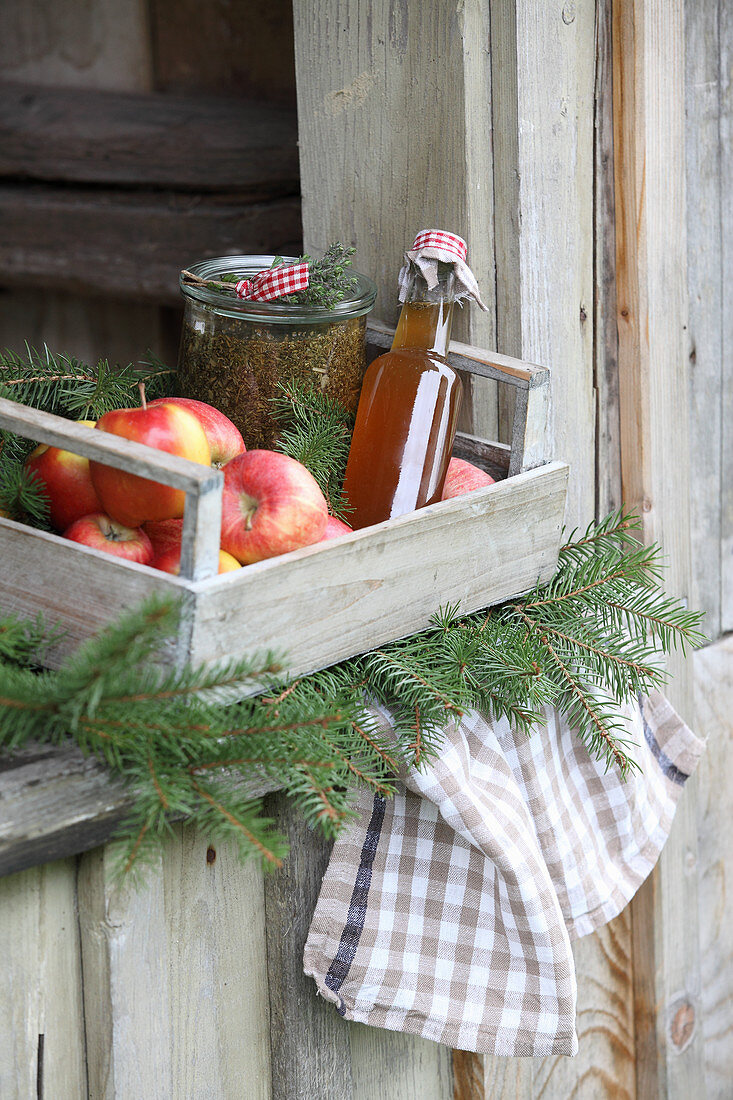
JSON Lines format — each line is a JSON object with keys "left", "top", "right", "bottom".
{"left": 304, "top": 690, "right": 705, "bottom": 1056}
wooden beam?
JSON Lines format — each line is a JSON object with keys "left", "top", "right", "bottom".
{"left": 613, "top": 1, "right": 705, "bottom": 1094}
{"left": 0, "top": 185, "right": 302, "bottom": 305}
{"left": 0, "top": 743, "right": 280, "bottom": 879}
{"left": 0, "top": 84, "right": 300, "bottom": 198}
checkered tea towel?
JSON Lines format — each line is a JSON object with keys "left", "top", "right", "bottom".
{"left": 304, "top": 690, "right": 705, "bottom": 1056}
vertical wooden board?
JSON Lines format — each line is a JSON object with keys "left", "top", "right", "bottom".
{"left": 0, "top": 0, "right": 152, "bottom": 91}
{"left": 491, "top": 0, "right": 596, "bottom": 530}
{"left": 719, "top": 1, "right": 733, "bottom": 632}
{"left": 0, "top": 860, "right": 86, "bottom": 1099}
{"left": 263, "top": 795, "right": 354, "bottom": 1100}
{"left": 684, "top": 0, "right": 724, "bottom": 641}
{"left": 594, "top": 0, "right": 622, "bottom": 519}
{"left": 78, "top": 829, "right": 272, "bottom": 1099}
{"left": 694, "top": 637, "right": 733, "bottom": 1098}
{"left": 292, "top": 0, "right": 497, "bottom": 440}
{"left": 613, "top": 1, "right": 705, "bottom": 1095}
{"left": 349, "top": 1020, "right": 454, "bottom": 1100}
{"left": 164, "top": 826, "right": 272, "bottom": 1100}
{"left": 488, "top": 2, "right": 604, "bottom": 1097}
{"left": 78, "top": 845, "right": 174, "bottom": 1099}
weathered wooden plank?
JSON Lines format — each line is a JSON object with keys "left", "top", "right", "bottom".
{"left": 719, "top": 3, "right": 733, "bottom": 633}
{"left": 187, "top": 463, "right": 569, "bottom": 675}
{"left": 613, "top": 1, "right": 705, "bottom": 1095}
{"left": 367, "top": 322, "right": 548, "bottom": 388}
{"left": 0, "top": 184, "right": 303, "bottom": 305}
{"left": 488, "top": 3, "right": 601, "bottom": 1097}
{"left": 0, "top": 859, "right": 87, "bottom": 1098}
{"left": 264, "top": 797, "right": 354, "bottom": 1100}
{"left": 594, "top": 0, "right": 622, "bottom": 519}
{"left": 292, "top": 0, "right": 497, "bottom": 436}
{"left": 684, "top": 0, "right": 724, "bottom": 641}
{"left": 694, "top": 635, "right": 733, "bottom": 1096}
{"left": 0, "top": 516, "right": 184, "bottom": 666}
{"left": 78, "top": 828, "right": 272, "bottom": 1099}
{"left": 0, "top": 84, "right": 299, "bottom": 198}
{"left": 0, "top": 742, "right": 280, "bottom": 879}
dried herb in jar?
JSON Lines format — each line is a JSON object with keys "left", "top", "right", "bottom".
{"left": 177, "top": 247, "right": 376, "bottom": 450}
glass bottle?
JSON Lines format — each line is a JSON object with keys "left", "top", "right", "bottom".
{"left": 342, "top": 260, "right": 462, "bottom": 529}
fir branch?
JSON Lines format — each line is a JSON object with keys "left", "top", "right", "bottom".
{"left": 0, "top": 500, "right": 706, "bottom": 877}
{"left": 0, "top": 463, "right": 51, "bottom": 529}
{"left": 272, "top": 379, "right": 354, "bottom": 518}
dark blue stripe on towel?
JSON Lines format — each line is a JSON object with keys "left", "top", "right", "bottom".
{"left": 325, "top": 793, "right": 386, "bottom": 1010}
{"left": 641, "top": 705, "right": 688, "bottom": 786}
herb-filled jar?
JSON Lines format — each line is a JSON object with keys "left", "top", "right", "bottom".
{"left": 177, "top": 253, "right": 377, "bottom": 451}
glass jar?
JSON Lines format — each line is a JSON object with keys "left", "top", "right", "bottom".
{"left": 177, "top": 255, "right": 377, "bottom": 451}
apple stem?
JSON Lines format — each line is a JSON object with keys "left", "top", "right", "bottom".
{"left": 138, "top": 381, "right": 147, "bottom": 411}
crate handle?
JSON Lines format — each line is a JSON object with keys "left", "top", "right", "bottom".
{"left": 0, "top": 397, "right": 223, "bottom": 581}
{"left": 366, "top": 321, "right": 550, "bottom": 475}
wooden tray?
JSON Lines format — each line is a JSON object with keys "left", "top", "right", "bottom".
{"left": 0, "top": 328, "right": 569, "bottom": 677}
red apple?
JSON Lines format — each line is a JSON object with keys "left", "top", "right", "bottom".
{"left": 220, "top": 450, "right": 328, "bottom": 564}
{"left": 441, "top": 457, "right": 495, "bottom": 500}
{"left": 25, "top": 420, "right": 102, "bottom": 531}
{"left": 63, "top": 513, "right": 154, "bottom": 565}
{"left": 90, "top": 398, "right": 211, "bottom": 528}
{"left": 143, "top": 517, "right": 184, "bottom": 557}
{"left": 152, "top": 546, "right": 241, "bottom": 575}
{"left": 320, "top": 515, "right": 353, "bottom": 541}
{"left": 149, "top": 397, "right": 245, "bottom": 467}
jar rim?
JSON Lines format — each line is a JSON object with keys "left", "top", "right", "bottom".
{"left": 180, "top": 254, "right": 377, "bottom": 323}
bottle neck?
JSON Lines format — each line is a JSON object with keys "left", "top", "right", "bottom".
{"left": 391, "top": 263, "right": 456, "bottom": 356}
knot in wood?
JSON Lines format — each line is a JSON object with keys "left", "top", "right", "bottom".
{"left": 669, "top": 999, "right": 696, "bottom": 1051}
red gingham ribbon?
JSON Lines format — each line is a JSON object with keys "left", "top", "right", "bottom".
{"left": 235, "top": 261, "right": 310, "bottom": 301}
{"left": 411, "top": 230, "right": 468, "bottom": 263}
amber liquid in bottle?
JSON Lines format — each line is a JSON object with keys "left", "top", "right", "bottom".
{"left": 343, "top": 267, "right": 462, "bottom": 529}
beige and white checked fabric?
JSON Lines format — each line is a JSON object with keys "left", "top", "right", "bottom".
{"left": 304, "top": 690, "right": 705, "bottom": 1056}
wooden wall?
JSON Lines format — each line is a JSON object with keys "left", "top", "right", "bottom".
{"left": 0, "top": 1, "right": 730, "bottom": 1097}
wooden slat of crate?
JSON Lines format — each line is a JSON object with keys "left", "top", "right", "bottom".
{"left": 0, "top": 461, "right": 568, "bottom": 674}
{"left": 186, "top": 462, "right": 568, "bottom": 674}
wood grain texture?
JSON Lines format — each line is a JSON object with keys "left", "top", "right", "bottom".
{"left": 487, "top": 3, "right": 604, "bottom": 1096}
{"left": 263, "top": 795, "right": 354, "bottom": 1100}
{"left": 694, "top": 636, "right": 733, "bottom": 1098}
{"left": 684, "top": 0, "right": 724, "bottom": 640}
{"left": 0, "top": 84, "right": 299, "bottom": 198}
{"left": 292, "top": 0, "right": 497, "bottom": 438}
{"left": 0, "top": 184, "right": 303, "bottom": 305}
{"left": 491, "top": 0, "right": 596, "bottom": 531}
{"left": 0, "top": 858, "right": 87, "bottom": 1098}
{"left": 613, "top": 1, "right": 705, "bottom": 1095}
{"left": 594, "top": 0, "right": 622, "bottom": 519}
{"left": 78, "top": 827, "right": 272, "bottom": 1099}
{"left": 0, "top": 742, "right": 280, "bottom": 879}
{"left": 187, "top": 463, "right": 569, "bottom": 676}
{"left": 718, "top": 2, "right": 733, "bottom": 632}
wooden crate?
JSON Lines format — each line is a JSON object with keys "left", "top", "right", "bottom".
{"left": 0, "top": 331, "right": 568, "bottom": 677}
